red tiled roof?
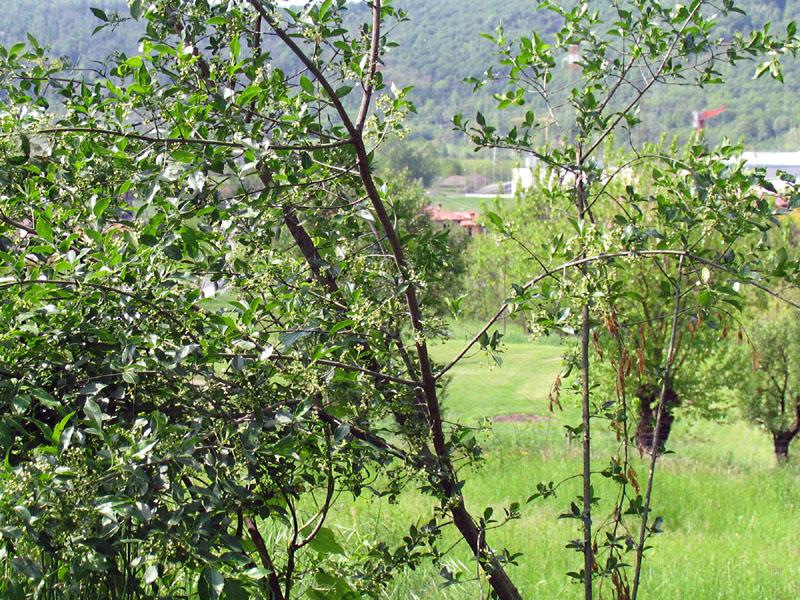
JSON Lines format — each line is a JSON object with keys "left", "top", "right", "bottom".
{"left": 424, "top": 205, "right": 480, "bottom": 223}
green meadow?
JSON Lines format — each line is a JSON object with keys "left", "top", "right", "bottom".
{"left": 426, "top": 195, "right": 486, "bottom": 213}
{"left": 341, "top": 324, "right": 800, "bottom": 599}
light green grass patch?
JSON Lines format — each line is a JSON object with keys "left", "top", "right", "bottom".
{"left": 329, "top": 329, "right": 800, "bottom": 599}
{"left": 427, "top": 195, "right": 486, "bottom": 213}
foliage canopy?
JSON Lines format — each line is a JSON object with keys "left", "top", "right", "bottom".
{"left": 1, "top": 2, "right": 800, "bottom": 600}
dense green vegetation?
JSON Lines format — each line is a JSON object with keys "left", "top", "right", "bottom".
{"left": 2, "top": 0, "right": 800, "bottom": 151}
{"left": 2, "top": 1, "right": 800, "bottom": 599}
{"left": 385, "top": 0, "right": 800, "bottom": 149}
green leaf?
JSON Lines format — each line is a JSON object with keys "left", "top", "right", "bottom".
{"left": 329, "top": 320, "right": 354, "bottom": 334}
{"left": 14, "top": 505, "right": 33, "bottom": 525}
{"left": 280, "top": 330, "right": 311, "bottom": 350}
{"left": 130, "top": 0, "right": 144, "bottom": 19}
{"left": 775, "top": 247, "right": 788, "bottom": 272}
{"left": 231, "top": 355, "right": 246, "bottom": 373}
{"left": 11, "top": 557, "right": 42, "bottom": 580}
{"left": 309, "top": 527, "right": 345, "bottom": 556}
{"left": 117, "top": 180, "right": 133, "bottom": 196}
{"left": 78, "top": 382, "right": 107, "bottom": 396}
{"left": 123, "top": 230, "right": 139, "bottom": 250}
{"left": 9, "top": 42, "right": 26, "bottom": 58}
{"left": 93, "top": 197, "right": 111, "bottom": 218}
{"left": 123, "top": 56, "right": 143, "bottom": 68}
{"left": 170, "top": 149, "right": 195, "bottom": 163}
{"left": 334, "top": 423, "right": 350, "bottom": 442}
{"left": 754, "top": 61, "right": 771, "bottom": 80}
{"left": 239, "top": 85, "right": 262, "bottom": 106}
{"left": 180, "top": 226, "right": 199, "bottom": 257}
{"left": 335, "top": 85, "right": 353, "bottom": 98}
{"left": 300, "top": 76, "right": 314, "bottom": 95}
{"left": 198, "top": 567, "right": 224, "bottom": 600}
{"left": 52, "top": 412, "right": 75, "bottom": 446}
{"left": 8, "top": 133, "right": 31, "bottom": 165}
{"left": 486, "top": 211, "right": 505, "bottom": 232}
{"left": 222, "top": 581, "right": 248, "bottom": 600}
{"left": 84, "top": 398, "right": 104, "bottom": 430}
{"left": 175, "top": 344, "right": 200, "bottom": 364}
{"left": 20, "top": 134, "right": 30, "bottom": 159}
{"left": 90, "top": 7, "right": 109, "bottom": 22}
{"left": 35, "top": 217, "right": 53, "bottom": 243}
{"left": 164, "top": 245, "right": 183, "bottom": 260}
{"left": 230, "top": 36, "right": 241, "bottom": 62}
{"left": 29, "top": 387, "right": 59, "bottom": 408}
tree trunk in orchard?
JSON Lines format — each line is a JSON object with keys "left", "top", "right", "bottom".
{"left": 773, "top": 433, "right": 793, "bottom": 462}
{"left": 635, "top": 385, "right": 679, "bottom": 454}
{"left": 771, "top": 402, "right": 800, "bottom": 463}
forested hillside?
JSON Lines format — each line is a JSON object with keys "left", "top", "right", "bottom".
{"left": 382, "top": 0, "right": 800, "bottom": 150}
{"left": 0, "top": 1, "right": 140, "bottom": 66}
{"left": 1, "top": 0, "right": 798, "bottom": 149}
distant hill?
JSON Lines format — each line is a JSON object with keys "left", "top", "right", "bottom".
{"left": 0, "top": 1, "right": 140, "bottom": 66}
{"left": 380, "top": 0, "right": 800, "bottom": 151}
{"left": 1, "top": 0, "right": 799, "bottom": 151}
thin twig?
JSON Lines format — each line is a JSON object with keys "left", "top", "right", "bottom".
{"left": 34, "top": 126, "right": 351, "bottom": 152}
{"left": 214, "top": 352, "right": 422, "bottom": 388}
{"left": 631, "top": 255, "right": 684, "bottom": 600}
{"left": 436, "top": 249, "right": 800, "bottom": 380}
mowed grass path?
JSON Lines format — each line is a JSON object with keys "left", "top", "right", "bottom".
{"left": 431, "top": 333, "right": 565, "bottom": 425}
{"left": 344, "top": 332, "right": 800, "bottom": 599}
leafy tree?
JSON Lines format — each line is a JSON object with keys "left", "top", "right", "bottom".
{"left": 462, "top": 188, "right": 557, "bottom": 325}
{"left": 2, "top": 2, "right": 800, "bottom": 600}
{"left": 378, "top": 138, "right": 440, "bottom": 187}
{"left": 587, "top": 142, "right": 756, "bottom": 455}
{"left": 6, "top": 1, "right": 800, "bottom": 148}
{"left": 457, "top": 1, "right": 800, "bottom": 597}
{"left": 0, "top": 2, "right": 521, "bottom": 599}
{"left": 467, "top": 139, "right": 773, "bottom": 453}
{"left": 379, "top": 169, "right": 468, "bottom": 311}
{"left": 733, "top": 312, "right": 800, "bottom": 461}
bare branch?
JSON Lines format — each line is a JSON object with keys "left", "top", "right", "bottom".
{"left": 437, "top": 249, "right": 800, "bottom": 380}
{"left": 632, "top": 255, "right": 685, "bottom": 600}
{"left": 355, "top": 0, "right": 382, "bottom": 133}
{"left": 33, "top": 127, "right": 351, "bottom": 152}
{"left": 244, "top": 516, "right": 286, "bottom": 600}
{"left": 0, "top": 211, "right": 35, "bottom": 235}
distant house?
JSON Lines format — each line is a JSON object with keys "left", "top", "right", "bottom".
{"left": 728, "top": 152, "right": 800, "bottom": 209}
{"left": 737, "top": 151, "right": 800, "bottom": 178}
{"left": 511, "top": 156, "right": 581, "bottom": 194}
{"left": 424, "top": 203, "right": 485, "bottom": 237}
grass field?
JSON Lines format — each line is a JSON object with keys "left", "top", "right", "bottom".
{"left": 425, "top": 194, "right": 518, "bottom": 215}
{"left": 426, "top": 195, "right": 487, "bottom": 213}
{"left": 338, "top": 325, "right": 800, "bottom": 599}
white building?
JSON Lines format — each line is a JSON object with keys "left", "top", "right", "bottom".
{"left": 737, "top": 151, "right": 800, "bottom": 178}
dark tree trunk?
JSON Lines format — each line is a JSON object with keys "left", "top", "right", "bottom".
{"left": 635, "top": 385, "right": 679, "bottom": 454}
{"left": 772, "top": 402, "right": 800, "bottom": 463}
{"left": 773, "top": 433, "right": 794, "bottom": 462}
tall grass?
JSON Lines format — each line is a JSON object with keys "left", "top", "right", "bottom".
{"left": 335, "top": 334, "right": 800, "bottom": 599}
